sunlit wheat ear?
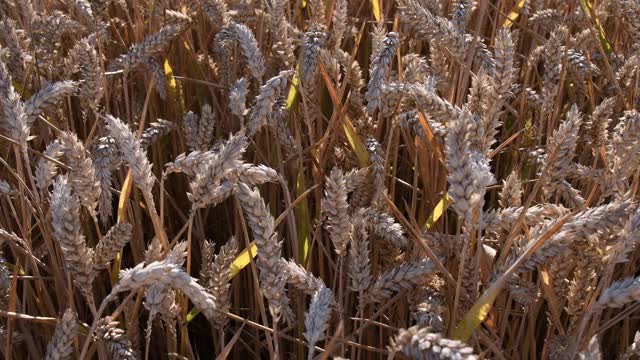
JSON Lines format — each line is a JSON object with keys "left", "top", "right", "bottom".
{"left": 183, "top": 110, "right": 200, "bottom": 151}
{"left": 45, "top": 309, "right": 77, "bottom": 360}
{"left": 236, "top": 164, "right": 279, "bottom": 184}
{"left": 617, "top": 53, "right": 640, "bottom": 89}
{"left": 24, "top": 81, "right": 78, "bottom": 125}
{"left": 319, "top": 46, "right": 343, "bottom": 79}
{"left": 93, "top": 136, "right": 118, "bottom": 224}
{"left": 390, "top": 326, "right": 477, "bottom": 360}
{"left": 201, "top": 236, "right": 238, "bottom": 328}
{"left": 110, "top": 11, "right": 192, "bottom": 71}
{"left": 606, "top": 110, "right": 640, "bottom": 197}
{"left": 540, "top": 105, "right": 583, "bottom": 206}
{"left": 409, "top": 276, "right": 448, "bottom": 332}
{"left": 301, "top": 24, "right": 326, "bottom": 87}
{"left": 401, "top": 53, "right": 429, "bottom": 84}
{"left": 187, "top": 131, "right": 247, "bottom": 210}
{"left": 479, "top": 28, "right": 516, "bottom": 153}
{"left": 322, "top": 168, "right": 350, "bottom": 256}
{"left": 304, "top": 286, "right": 334, "bottom": 360}
{"left": 228, "top": 22, "right": 265, "bottom": 81}
{"left": 366, "top": 32, "right": 399, "bottom": 115}
{"left": 50, "top": 175, "right": 96, "bottom": 302}
{"left": 370, "top": 22, "right": 387, "bottom": 60}
{"left": 59, "top": 131, "right": 101, "bottom": 217}
{"left": 104, "top": 114, "right": 155, "bottom": 196}
{"left": 378, "top": 81, "right": 409, "bottom": 119}
{"left": 0, "top": 59, "right": 29, "bottom": 147}
{"left": 236, "top": 182, "right": 293, "bottom": 323}
{"left": 66, "top": 37, "right": 103, "bottom": 111}
{"left": 348, "top": 210, "right": 372, "bottom": 299}
{"left": 598, "top": 276, "right": 640, "bottom": 308}
{"left": 166, "top": 150, "right": 216, "bottom": 178}
{"left": 30, "top": 12, "right": 83, "bottom": 49}
{"left": 577, "top": 335, "right": 602, "bottom": 360}
{"left": 343, "top": 167, "right": 369, "bottom": 193}
{"left": 106, "top": 244, "right": 219, "bottom": 322}
{"left": 406, "top": 83, "right": 464, "bottom": 125}
{"left": 583, "top": 97, "right": 615, "bottom": 156}
{"left": 396, "top": 0, "right": 470, "bottom": 63}
{"left": 498, "top": 171, "right": 522, "bottom": 208}
{"left": 281, "top": 259, "right": 325, "bottom": 294}
{"left": 397, "top": 109, "right": 444, "bottom": 142}
{"left": 330, "top": 0, "right": 348, "bottom": 50}
{"left": 139, "top": 118, "right": 175, "bottom": 149}
{"left": 269, "top": 4, "right": 297, "bottom": 67}
{"left": 93, "top": 222, "right": 132, "bottom": 270}
{"left": 365, "top": 259, "right": 435, "bottom": 303}
{"left": 94, "top": 317, "right": 137, "bottom": 360}
{"left": 142, "top": 240, "right": 181, "bottom": 350}
{"left": 528, "top": 8, "right": 562, "bottom": 28}
{"left": 445, "top": 109, "right": 495, "bottom": 222}
{"left": 482, "top": 204, "right": 569, "bottom": 234}
{"left": 539, "top": 26, "right": 568, "bottom": 118}
{"left": 362, "top": 207, "right": 409, "bottom": 250}
{"left": 246, "top": 70, "right": 292, "bottom": 137}
{"left": 466, "top": 67, "right": 491, "bottom": 116}
{"left": 515, "top": 201, "right": 632, "bottom": 272}
{"left": 183, "top": 104, "right": 216, "bottom": 151}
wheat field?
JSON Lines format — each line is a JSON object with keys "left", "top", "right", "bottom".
{"left": 2, "top": 0, "right": 640, "bottom": 358}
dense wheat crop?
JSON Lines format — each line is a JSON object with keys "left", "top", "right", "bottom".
{"left": 3, "top": 0, "right": 640, "bottom": 358}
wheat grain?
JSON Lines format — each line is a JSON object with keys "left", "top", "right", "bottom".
{"left": 139, "top": 119, "right": 176, "bottom": 149}
{"left": 281, "top": 259, "right": 324, "bottom": 294}
{"left": 348, "top": 209, "right": 372, "bottom": 293}
{"left": 50, "top": 176, "right": 96, "bottom": 301}
{"left": 95, "top": 317, "right": 137, "bottom": 360}
{"left": 0, "top": 60, "right": 29, "bottom": 147}
{"left": 104, "top": 114, "right": 155, "bottom": 196}
{"left": 323, "top": 168, "right": 350, "bottom": 255}
{"left": 304, "top": 286, "right": 333, "bottom": 360}
{"left": 365, "top": 259, "right": 435, "bottom": 303}
{"left": 93, "top": 223, "right": 132, "bottom": 270}
{"left": 59, "top": 131, "right": 101, "bottom": 216}
{"left": 390, "top": 325, "right": 477, "bottom": 359}
{"left": 246, "top": 70, "right": 292, "bottom": 137}
{"left": 236, "top": 182, "right": 292, "bottom": 322}
{"left": 45, "top": 309, "right": 77, "bottom": 360}
{"left": 201, "top": 237, "right": 238, "bottom": 327}
{"left": 366, "top": 32, "right": 399, "bottom": 115}
{"left": 93, "top": 136, "right": 118, "bottom": 224}
{"left": 24, "top": 81, "right": 78, "bottom": 125}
